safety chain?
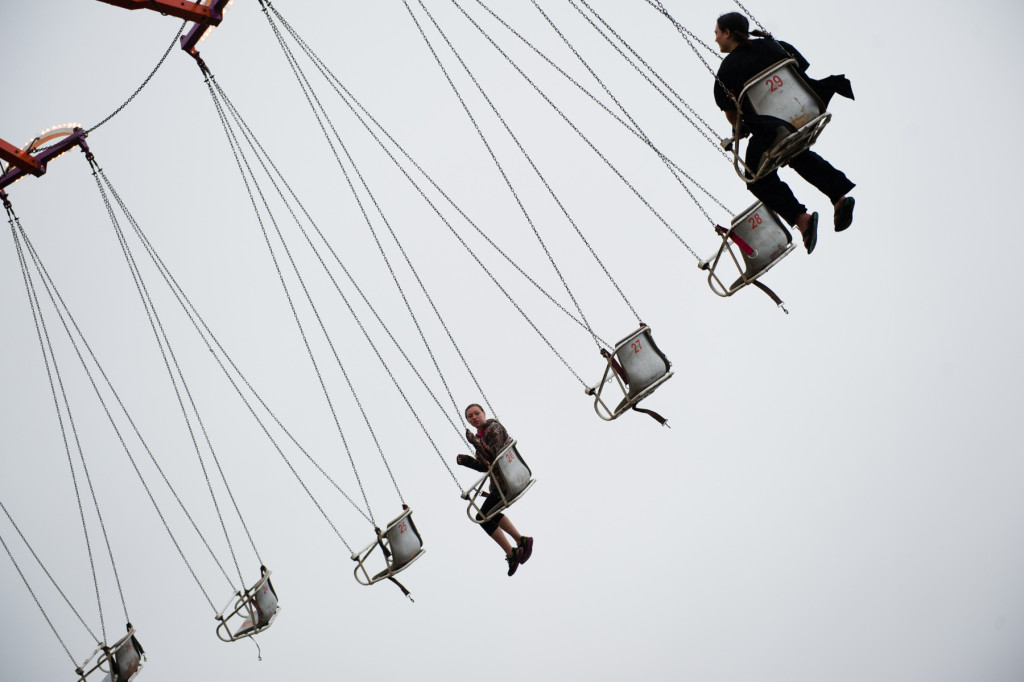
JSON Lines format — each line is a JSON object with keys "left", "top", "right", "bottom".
{"left": 196, "top": 68, "right": 369, "bottom": 534}
{"left": 214, "top": 60, "right": 465, "bottom": 496}
{"left": 271, "top": 3, "right": 600, "bottom": 354}
{"left": 94, "top": 166, "right": 251, "bottom": 588}
{"left": 88, "top": 22, "right": 187, "bottom": 135}
{"left": 572, "top": 0, "right": 729, "bottom": 158}
{"left": 409, "top": 0, "right": 603, "bottom": 354}
{"left": 732, "top": 0, "right": 769, "bottom": 34}
{"left": 267, "top": 9, "right": 467, "bottom": 428}
{"left": 461, "top": 0, "right": 710, "bottom": 256}
{"left": 0, "top": 499, "right": 99, "bottom": 642}
{"left": 12, "top": 217, "right": 109, "bottom": 640}
{"left": 209, "top": 76, "right": 380, "bottom": 529}
{"left": 15, "top": 220, "right": 220, "bottom": 611}
{"left": 0, "top": 530, "right": 77, "bottom": 665}
{"left": 453, "top": 0, "right": 643, "bottom": 323}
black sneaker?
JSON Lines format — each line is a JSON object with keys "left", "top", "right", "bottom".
{"left": 506, "top": 547, "right": 522, "bottom": 576}
{"left": 518, "top": 536, "right": 534, "bottom": 564}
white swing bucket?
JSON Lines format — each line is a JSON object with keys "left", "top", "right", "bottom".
{"left": 729, "top": 59, "right": 832, "bottom": 183}
{"left": 351, "top": 507, "right": 425, "bottom": 586}
{"left": 586, "top": 326, "right": 673, "bottom": 421}
{"left": 77, "top": 625, "right": 144, "bottom": 682}
{"left": 700, "top": 201, "right": 794, "bottom": 297}
{"left": 215, "top": 567, "right": 280, "bottom": 642}
{"left": 462, "top": 440, "right": 535, "bottom": 524}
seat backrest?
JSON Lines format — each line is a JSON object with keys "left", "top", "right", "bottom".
{"left": 253, "top": 576, "right": 278, "bottom": 626}
{"left": 386, "top": 510, "right": 423, "bottom": 567}
{"left": 494, "top": 441, "right": 531, "bottom": 497}
{"left": 614, "top": 328, "right": 670, "bottom": 399}
{"left": 729, "top": 202, "right": 792, "bottom": 277}
{"left": 743, "top": 60, "right": 822, "bottom": 129}
{"left": 112, "top": 637, "right": 141, "bottom": 682}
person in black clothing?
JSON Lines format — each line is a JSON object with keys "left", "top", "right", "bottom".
{"left": 713, "top": 12, "right": 856, "bottom": 254}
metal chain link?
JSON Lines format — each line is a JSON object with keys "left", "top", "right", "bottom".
{"left": 17, "top": 222, "right": 221, "bottom": 611}
{"left": 0, "top": 499, "right": 99, "bottom": 642}
{"left": 409, "top": 0, "right": 603, "bottom": 354}
{"left": 454, "top": 0, "right": 643, "bottom": 323}
{"left": 12, "top": 218, "right": 109, "bottom": 640}
{"left": 100, "top": 170, "right": 266, "bottom": 567}
{"left": 272, "top": 3, "right": 601, "bottom": 355}
{"left": 196, "top": 70, "right": 367, "bottom": 535}
{"left": 0, "top": 529, "right": 77, "bottom": 665}
{"left": 571, "top": 0, "right": 729, "bottom": 158}
{"left": 459, "top": 0, "right": 710, "bottom": 256}
{"left": 732, "top": 0, "right": 769, "bottom": 34}
{"left": 209, "top": 77, "right": 380, "bottom": 528}
{"left": 94, "top": 166, "right": 249, "bottom": 588}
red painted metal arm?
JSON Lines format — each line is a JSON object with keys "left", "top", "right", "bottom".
{"left": 0, "top": 138, "right": 43, "bottom": 175}
{"left": 94, "top": 0, "right": 223, "bottom": 25}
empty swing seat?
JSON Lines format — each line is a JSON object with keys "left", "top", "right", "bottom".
{"left": 462, "top": 440, "right": 535, "bottom": 524}
{"left": 730, "top": 58, "right": 831, "bottom": 183}
{"left": 215, "top": 566, "right": 280, "bottom": 642}
{"left": 586, "top": 325, "right": 673, "bottom": 421}
{"left": 78, "top": 625, "right": 144, "bottom": 682}
{"left": 700, "top": 201, "right": 794, "bottom": 298}
{"left": 351, "top": 506, "right": 425, "bottom": 586}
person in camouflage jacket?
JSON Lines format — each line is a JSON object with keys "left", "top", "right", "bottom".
{"left": 456, "top": 404, "right": 534, "bottom": 576}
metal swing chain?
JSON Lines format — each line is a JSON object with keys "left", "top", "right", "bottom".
{"left": 570, "top": 0, "right": 728, "bottom": 158}
{"left": 10, "top": 218, "right": 109, "bottom": 640}
{"left": 263, "top": 17, "right": 473, "bottom": 491}
{"left": 207, "top": 76, "right": 379, "bottom": 529}
{"left": 451, "top": 0, "right": 642, "bottom": 323}
{"left": 650, "top": 0, "right": 724, "bottom": 62}
{"left": 15, "top": 222, "right": 219, "bottom": 611}
{"left": 99, "top": 170, "right": 267, "bottom": 565}
{"left": 212, "top": 79, "right": 389, "bottom": 523}
{"left": 732, "top": 0, "right": 769, "bottom": 35}
{"left": 116, "top": 158, "right": 365, "bottom": 550}
{"left": 261, "top": 15, "right": 459, "bottom": 507}
{"left": 93, "top": 164, "right": 250, "bottom": 588}
{"left": 460, "top": 0, "right": 714, "bottom": 256}
{"left": 198, "top": 69, "right": 369, "bottom": 534}
{"left": 526, "top": 0, "right": 723, "bottom": 243}
{"left": 409, "top": 0, "right": 603, "bottom": 352}
{"left": 217, "top": 68, "right": 465, "bottom": 494}
{"left": 266, "top": 7, "right": 469, "bottom": 432}
{"left": 646, "top": 0, "right": 741, "bottom": 112}
{"left": 0, "top": 529, "right": 77, "bottom": 665}
{"left": 0, "top": 499, "right": 99, "bottom": 643}
{"left": 270, "top": 2, "right": 593, "bottom": 403}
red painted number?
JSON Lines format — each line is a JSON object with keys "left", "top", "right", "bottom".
{"left": 767, "top": 74, "right": 784, "bottom": 92}
{"left": 506, "top": 451, "right": 514, "bottom": 463}
{"left": 631, "top": 340, "right": 643, "bottom": 354}
{"left": 748, "top": 213, "right": 763, "bottom": 229}
{"left": 399, "top": 522, "right": 407, "bottom": 534}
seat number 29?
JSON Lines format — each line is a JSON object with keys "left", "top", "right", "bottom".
{"left": 767, "top": 75, "right": 784, "bottom": 92}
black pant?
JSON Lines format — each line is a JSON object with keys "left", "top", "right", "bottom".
{"left": 477, "top": 493, "right": 506, "bottom": 536}
{"left": 746, "top": 132, "right": 855, "bottom": 226}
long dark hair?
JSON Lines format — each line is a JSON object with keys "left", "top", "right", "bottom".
{"left": 717, "top": 12, "right": 769, "bottom": 41}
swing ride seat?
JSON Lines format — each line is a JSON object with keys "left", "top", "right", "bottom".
{"left": 586, "top": 326, "right": 673, "bottom": 421}
{"left": 728, "top": 58, "right": 831, "bottom": 183}
{"left": 462, "top": 440, "right": 535, "bottom": 524}
{"left": 214, "top": 566, "right": 280, "bottom": 642}
{"left": 351, "top": 506, "right": 426, "bottom": 586}
{"left": 700, "top": 201, "right": 794, "bottom": 297}
{"left": 77, "top": 625, "right": 144, "bottom": 682}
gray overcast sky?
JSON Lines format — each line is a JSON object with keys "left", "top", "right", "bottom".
{"left": 2, "top": 2, "right": 1022, "bottom": 681}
